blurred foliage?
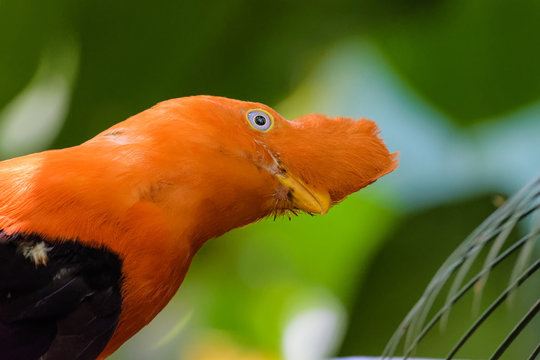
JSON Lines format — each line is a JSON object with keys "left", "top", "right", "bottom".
{"left": 1, "top": 0, "right": 539, "bottom": 359}
{"left": 184, "top": 193, "right": 395, "bottom": 349}
{"left": 3, "top": 0, "right": 539, "bottom": 150}
{"left": 368, "top": 0, "right": 540, "bottom": 123}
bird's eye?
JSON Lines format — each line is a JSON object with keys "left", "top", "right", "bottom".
{"left": 246, "top": 109, "right": 273, "bottom": 132}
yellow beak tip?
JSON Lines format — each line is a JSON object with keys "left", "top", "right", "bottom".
{"left": 277, "top": 172, "right": 331, "bottom": 216}
{"left": 312, "top": 194, "right": 331, "bottom": 215}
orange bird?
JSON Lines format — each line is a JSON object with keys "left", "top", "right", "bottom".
{"left": 0, "top": 96, "right": 397, "bottom": 359}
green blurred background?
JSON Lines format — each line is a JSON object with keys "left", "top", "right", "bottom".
{"left": 1, "top": 1, "right": 540, "bottom": 359}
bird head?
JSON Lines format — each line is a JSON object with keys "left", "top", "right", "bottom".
{"left": 92, "top": 95, "right": 397, "bottom": 240}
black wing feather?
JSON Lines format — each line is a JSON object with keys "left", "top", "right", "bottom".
{"left": 0, "top": 232, "right": 123, "bottom": 360}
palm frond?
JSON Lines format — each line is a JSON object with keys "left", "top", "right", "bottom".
{"left": 382, "top": 176, "right": 540, "bottom": 359}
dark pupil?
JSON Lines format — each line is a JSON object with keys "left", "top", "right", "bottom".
{"left": 254, "top": 115, "right": 267, "bottom": 126}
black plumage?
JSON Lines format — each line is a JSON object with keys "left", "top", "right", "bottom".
{"left": 0, "top": 232, "right": 123, "bottom": 360}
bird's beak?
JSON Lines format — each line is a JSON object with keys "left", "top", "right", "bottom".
{"left": 276, "top": 168, "right": 331, "bottom": 215}
{"left": 254, "top": 139, "right": 331, "bottom": 215}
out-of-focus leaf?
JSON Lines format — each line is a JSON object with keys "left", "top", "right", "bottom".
{"left": 0, "top": 0, "right": 76, "bottom": 110}
{"left": 0, "top": 40, "right": 78, "bottom": 159}
{"left": 369, "top": 0, "right": 540, "bottom": 123}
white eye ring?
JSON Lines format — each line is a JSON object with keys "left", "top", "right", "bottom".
{"left": 246, "top": 109, "right": 273, "bottom": 132}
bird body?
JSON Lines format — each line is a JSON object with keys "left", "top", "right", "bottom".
{"left": 0, "top": 96, "right": 397, "bottom": 359}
